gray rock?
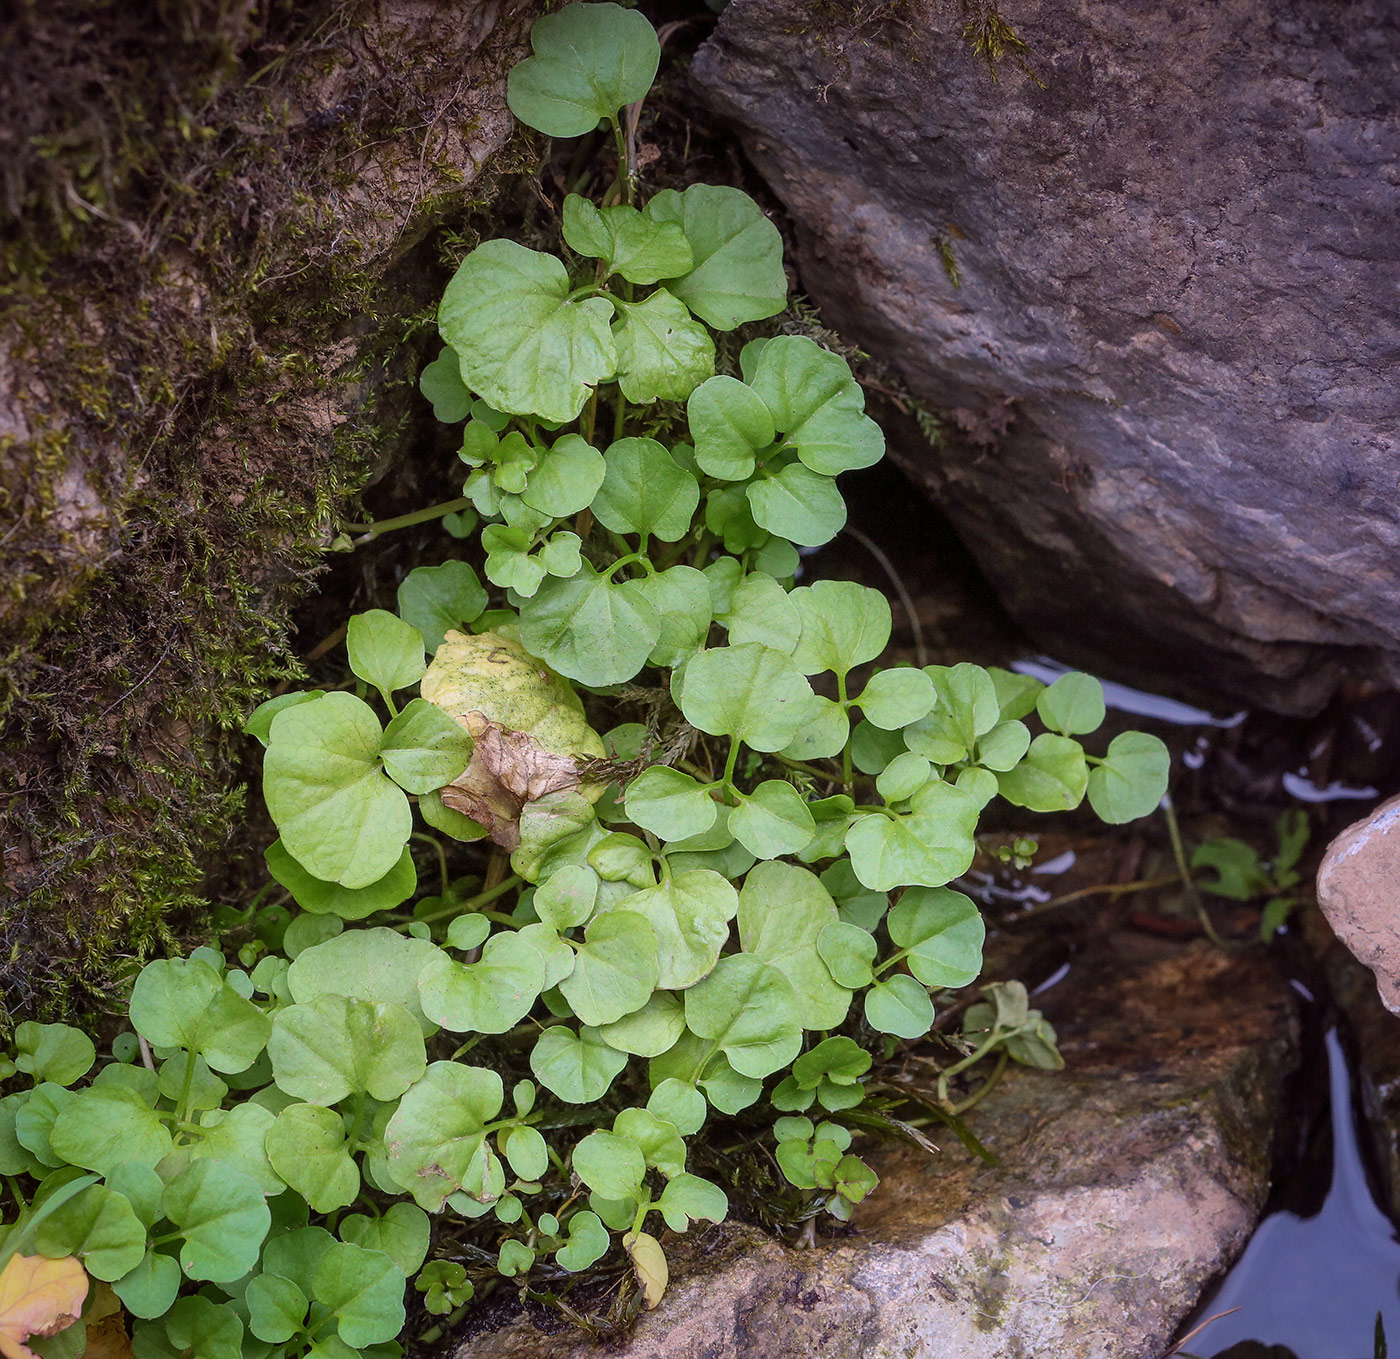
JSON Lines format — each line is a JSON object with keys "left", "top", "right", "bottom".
{"left": 466, "top": 939, "right": 1297, "bottom": 1358}
{"left": 690, "top": 0, "right": 1400, "bottom": 714}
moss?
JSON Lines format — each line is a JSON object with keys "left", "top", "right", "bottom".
{"left": 0, "top": 1, "right": 544, "bottom": 1026}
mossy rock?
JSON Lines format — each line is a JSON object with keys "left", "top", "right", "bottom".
{"left": 0, "top": 0, "right": 548, "bottom": 1022}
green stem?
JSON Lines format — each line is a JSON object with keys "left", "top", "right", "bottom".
{"left": 342, "top": 495, "right": 474, "bottom": 543}
{"left": 939, "top": 1030, "right": 1004, "bottom": 1083}
{"left": 950, "top": 1050, "right": 1009, "bottom": 1115}
{"left": 1162, "top": 795, "right": 1233, "bottom": 950}
{"left": 721, "top": 739, "right": 741, "bottom": 792}
{"left": 413, "top": 833, "right": 450, "bottom": 896}
{"left": 837, "top": 671, "right": 853, "bottom": 787}
{"left": 174, "top": 1052, "right": 198, "bottom": 1128}
{"left": 405, "top": 875, "right": 523, "bottom": 927}
{"left": 612, "top": 119, "right": 633, "bottom": 205}
{"left": 774, "top": 754, "right": 847, "bottom": 785}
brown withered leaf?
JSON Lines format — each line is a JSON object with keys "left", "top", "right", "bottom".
{"left": 439, "top": 716, "right": 585, "bottom": 851}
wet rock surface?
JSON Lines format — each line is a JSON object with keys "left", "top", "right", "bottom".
{"left": 466, "top": 938, "right": 1297, "bottom": 1358}
{"left": 690, "top": 0, "right": 1400, "bottom": 714}
{"left": 1317, "top": 795, "right": 1400, "bottom": 1014}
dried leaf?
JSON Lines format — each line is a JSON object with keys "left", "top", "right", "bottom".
{"left": 424, "top": 631, "right": 606, "bottom": 850}
{"left": 80, "top": 1285, "right": 131, "bottom": 1359}
{"left": 440, "top": 722, "right": 586, "bottom": 851}
{"left": 0, "top": 1255, "right": 88, "bottom": 1359}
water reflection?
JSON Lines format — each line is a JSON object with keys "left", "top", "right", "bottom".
{"left": 1182, "top": 1030, "right": 1400, "bottom": 1358}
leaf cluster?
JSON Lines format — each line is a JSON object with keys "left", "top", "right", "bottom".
{"left": 1, "top": 3, "right": 1176, "bottom": 1347}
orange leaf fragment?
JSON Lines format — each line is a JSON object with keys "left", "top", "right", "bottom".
{"left": 0, "top": 1255, "right": 89, "bottom": 1359}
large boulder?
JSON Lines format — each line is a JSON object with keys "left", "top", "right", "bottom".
{"left": 690, "top": 0, "right": 1400, "bottom": 714}
{"left": 0, "top": 1, "right": 542, "bottom": 1015}
{"left": 469, "top": 939, "right": 1298, "bottom": 1358}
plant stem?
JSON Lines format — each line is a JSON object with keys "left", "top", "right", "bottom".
{"left": 407, "top": 875, "right": 522, "bottom": 926}
{"left": 341, "top": 496, "right": 474, "bottom": 543}
{"left": 413, "top": 832, "right": 450, "bottom": 896}
{"left": 837, "top": 672, "right": 853, "bottom": 787}
{"left": 950, "top": 1050, "right": 1008, "bottom": 1115}
{"left": 1162, "top": 795, "right": 1233, "bottom": 950}
{"left": 722, "top": 739, "right": 741, "bottom": 791}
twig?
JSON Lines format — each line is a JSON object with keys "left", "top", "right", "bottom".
{"left": 1165, "top": 1307, "right": 1242, "bottom": 1356}
{"left": 840, "top": 524, "right": 928, "bottom": 666}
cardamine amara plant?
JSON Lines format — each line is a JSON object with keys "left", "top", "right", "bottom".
{"left": 0, "top": 6, "right": 1170, "bottom": 1355}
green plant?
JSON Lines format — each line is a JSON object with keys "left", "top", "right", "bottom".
{"left": 1191, "top": 809, "right": 1310, "bottom": 941}
{"left": 0, "top": 5, "right": 1172, "bottom": 1352}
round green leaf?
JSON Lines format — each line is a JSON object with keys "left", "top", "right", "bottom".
{"left": 439, "top": 239, "right": 616, "bottom": 422}
{"left": 572, "top": 1129, "right": 645, "bottom": 1201}
{"left": 128, "top": 956, "right": 271, "bottom": 1074}
{"left": 287, "top": 927, "right": 442, "bottom": 1034}
{"left": 418, "top": 933, "right": 545, "bottom": 1035}
{"left": 507, "top": 3, "right": 660, "bottom": 137}
{"left": 420, "top": 349, "right": 471, "bottom": 422}
{"left": 163, "top": 1159, "right": 271, "bottom": 1282}
{"left": 863, "top": 975, "right": 934, "bottom": 1039}
{"left": 730, "top": 780, "right": 816, "bottom": 860}
{"left": 975, "top": 719, "right": 1032, "bottom": 772}
{"left": 747, "top": 464, "right": 847, "bottom": 547}
{"left": 721, "top": 573, "right": 801, "bottom": 653}
{"left": 313, "top": 1239, "right": 407, "bottom": 1348}
{"left": 844, "top": 783, "right": 979, "bottom": 892}
{"left": 747, "top": 336, "right": 883, "bottom": 475}
{"left": 397, "top": 562, "right": 487, "bottom": 654}
{"left": 614, "top": 289, "right": 716, "bottom": 404}
{"left": 530, "top": 1025, "right": 627, "bottom": 1104}
{"left": 264, "top": 692, "right": 411, "bottom": 890}
{"left": 1036, "top": 672, "right": 1106, "bottom": 736}
{"left": 599, "top": 991, "right": 686, "bottom": 1058}
{"left": 1087, "top": 730, "right": 1169, "bottom": 823}
{"left": 49, "top": 1086, "right": 173, "bottom": 1176}
{"left": 687, "top": 375, "right": 774, "bottom": 481}
{"left": 682, "top": 954, "right": 802, "bottom": 1079}
{"left": 857, "top": 667, "right": 935, "bottom": 730}
{"left": 383, "top": 1061, "right": 504, "bottom": 1211}
{"left": 623, "top": 766, "right": 718, "bottom": 842}
{"left": 679, "top": 644, "right": 813, "bottom": 752}
{"left": 996, "top": 732, "right": 1089, "bottom": 812}
{"left": 380, "top": 698, "right": 474, "bottom": 794}
{"left": 265, "top": 839, "right": 415, "bottom": 920}
{"left": 521, "top": 434, "right": 606, "bottom": 518}
{"left": 269, "top": 995, "right": 426, "bottom": 1105}
{"left": 737, "top": 861, "right": 850, "bottom": 1030}
{"left": 626, "top": 565, "right": 713, "bottom": 669}
{"left": 246, "top": 1274, "right": 309, "bottom": 1344}
{"left": 113, "top": 1251, "right": 182, "bottom": 1320}
{"left": 347, "top": 610, "right": 426, "bottom": 698}
{"left": 519, "top": 561, "right": 661, "bottom": 686}
{"left": 888, "top": 887, "right": 985, "bottom": 988}
{"left": 562, "top": 195, "right": 692, "bottom": 283}
{"left": 614, "top": 870, "right": 737, "bottom": 990}
{"left": 34, "top": 1183, "right": 146, "bottom": 1281}
{"left": 190, "top": 1103, "right": 283, "bottom": 1195}
{"left": 592, "top": 438, "right": 700, "bottom": 541}
{"left": 555, "top": 1211, "right": 609, "bottom": 1272}
{"left": 559, "top": 911, "right": 659, "bottom": 1027}
{"left": 657, "top": 1173, "right": 728, "bottom": 1232}
{"left": 815, "top": 922, "right": 877, "bottom": 989}
{"left": 646, "top": 1079, "right": 706, "bottom": 1136}
{"left": 790, "top": 580, "right": 891, "bottom": 677}
{"left": 266, "top": 1103, "right": 361, "bottom": 1213}
{"left": 338, "top": 1202, "right": 431, "bottom": 1277}
{"left": 13, "top": 1022, "right": 95, "bottom": 1087}
{"left": 647, "top": 184, "right": 787, "bottom": 330}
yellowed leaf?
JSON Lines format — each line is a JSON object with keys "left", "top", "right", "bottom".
{"left": 0, "top": 1255, "right": 89, "bottom": 1359}
{"left": 422, "top": 630, "right": 605, "bottom": 759}
{"left": 81, "top": 1302, "right": 132, "bottom": 1359}
{"left": 622, "top": 1230, "right": 668, "bottom": 1310}
{"left": 424, "top": 631, "right": 606, "bottom": 849}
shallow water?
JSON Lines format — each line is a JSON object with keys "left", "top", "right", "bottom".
{"left": 1181, "top": 1029, "right": 1400, "bottom": 1359}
